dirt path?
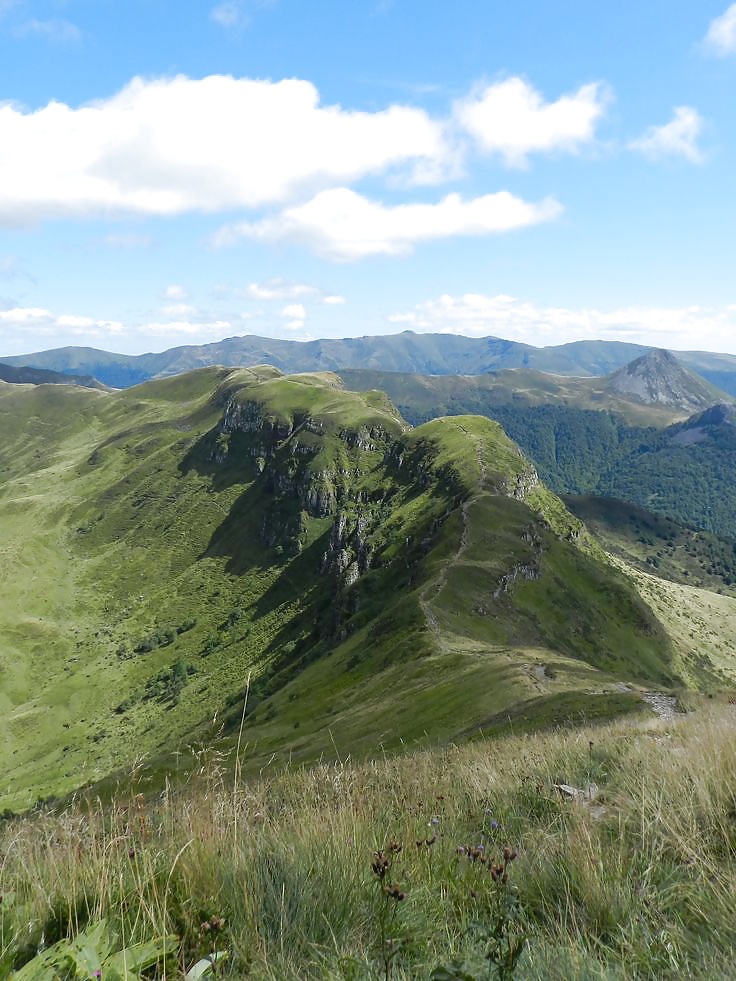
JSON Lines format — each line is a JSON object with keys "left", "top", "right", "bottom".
{"left": 419, "top": 434, "right": 486, "bottom": 644}
{"left": 642, "top": 693, "right": 678, "bottom": 719}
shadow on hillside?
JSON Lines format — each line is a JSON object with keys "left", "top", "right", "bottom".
{"left": 178, "top": 427, "right": 259, "bottom": 492}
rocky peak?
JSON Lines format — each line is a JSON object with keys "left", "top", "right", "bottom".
{"left": 605, "top": 349, "right": 725, "bottom": 412}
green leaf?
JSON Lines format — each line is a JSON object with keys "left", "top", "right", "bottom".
{"left": 184, "top": 951, "right": 229, "bottom": 980}
{"left": 104, "top": 935, "right": 178, "bottom": 975}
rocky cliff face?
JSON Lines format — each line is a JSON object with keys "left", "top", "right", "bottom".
{"left": 205, "top": 386, "right": 583, "bottom": 606}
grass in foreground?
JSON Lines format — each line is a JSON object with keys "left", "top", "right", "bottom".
{"left": 3, "top": 707, "right": 736, "bottom": 978}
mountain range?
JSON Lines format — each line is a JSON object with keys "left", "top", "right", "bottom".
{"left": 7, "top": 330, "right": 736, "bottom": 393}
{"left": 6, "top": 364, "right": 734, "bottom": 810}
{"left": 332, "top": 352, "right": 736, "bottom": 538}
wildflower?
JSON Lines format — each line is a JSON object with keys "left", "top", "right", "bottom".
{"left": 430, "top": 816, "right": 440, "bottom": 827}
{"left": 457, "top": 845, "right": 466, "bottom": 855}
{"left": 490, "top": 819, "right": 499, "bottom": 831}
{"left": 372, "top": 851, "right": 390, "bottom": 880}
{"left": 384, "top": 882, "right": 405, "bottom": 901}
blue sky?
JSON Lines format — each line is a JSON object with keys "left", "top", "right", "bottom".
{"left": 2, "top": 0, "right": 736, "bottom": 355}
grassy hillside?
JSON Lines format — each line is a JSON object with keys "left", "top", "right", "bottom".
{"left": 0, "top": 367, "right": 696, "bottom": 811}
{"left": 5, "top": 707, "right": 736, "bottom": 978}
{"left": 565, "top": 495, "right": 736, "bottom": 595}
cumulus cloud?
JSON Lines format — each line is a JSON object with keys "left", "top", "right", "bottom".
{"left": 0, "top": 304, "right": 242, "bottom": 355}
{"left": 629, "top": 107, "right": 704, "bottom": 163}
{"left": 242, "top": 279, "right": 345, "bottom": 303}
{"left": 164, "top": 284, "right": 188, "bottom": 300}
{"left": 0, "top": 306, "right": 124, "bottom": 344}
{"left": 0, "top": 74, "right": 449, "bottom": 225}
{"left": 454, "top": 78, "right": 608, "bottom": 167}
{"left": 388, "top": 293, "right": 736, "bottom": 352}
{"left": 281, "top": 303, "right": 306, "bottom": 319}
{"left": 246, "top": 280, "right": 319, "bottom": 300}
{"left": 703, "top": 4, "right": 736, "bottom": 56}
{"left": 220, "top": 187, "right": 562, "bottom": 261}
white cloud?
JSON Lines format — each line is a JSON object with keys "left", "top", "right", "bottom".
{"left": 281, "top": 303, "right": 306, "bottom": 319}
{"left": 704, "top": 4, "right": 736, "bottom": 56}
{"left": 13, "top": 19, "right": 82, "bottom": 42}
{"left": 0, "top": 304, "right": 253, "bottom": 356}
{"left": 388, "top": 292, "right": 736, "bottom": 352}
{"left": 162, "top": 303, "right": 198, "bottom": 317}
{"left": 56, "top": 314, "right": 95, "bottom": 328}
{"left": 0, "top": 306, "right": 52, "bottom": 323}
{"left": 0, "top": 306, "right": 124, "bottom": 342}
{"left": 0, "top": 74, "right": 449, "bottom": 225}
{"left": 284, "top": 319, "right": 305, "bottom": 331}
{"left": 244, "top": 279, "right": 345, "bottom": 304}
{"left": 164, "top": 284, "right": 188, "bottom": 300}
{"left": 454, "top": 78, "right": 608, "bottom": 167}
{"left": 246, "top": 280, "right": 319, "bottom": 300}
{"left": 629, "top": 107, "right": 703, "bottom": 163}
{"left": 220, "top": 187, "right": 561, "bottom": 261}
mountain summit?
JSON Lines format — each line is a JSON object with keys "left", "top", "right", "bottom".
{"left": 605, "top": 349, "right": 727, "bottom": 412}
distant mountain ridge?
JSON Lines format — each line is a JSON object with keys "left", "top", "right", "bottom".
{"left": 341, "top": 350, "right": 734, "bottom": 427}
{"left": 6, "top": 331, "right": 736, "bottom": 393}
{"left": 0, "top": 361, "right": 107, "bottom": 390}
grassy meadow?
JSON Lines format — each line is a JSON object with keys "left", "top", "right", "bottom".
{"left": 3, "top": 705, "right": 736, "bottom": 978}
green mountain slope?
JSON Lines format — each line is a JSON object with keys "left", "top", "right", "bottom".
{"left": 340, "top": 367, "right": 736, "bottom": 538}
{"left": 564, "top": 495, "right": 736, "bottom": 594}
{"left": 0, "top": 367, "right": 725, "bottom": 810}
{"left": 7, "top": 331, "right": 736, "bottom": 392}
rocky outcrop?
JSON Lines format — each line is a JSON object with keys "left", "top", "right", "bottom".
{"left": 504, "top": 465, "right": 539, "bottom": 501}
{"left": 493, "top": 522, "right": 545, "bottom": 598}
{"left": 321, "top": 511, "right": 374, "bottom": 586}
